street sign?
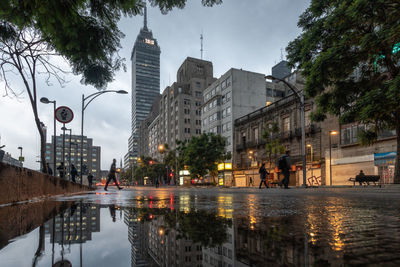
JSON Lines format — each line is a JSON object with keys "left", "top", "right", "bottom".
{"left": 55, "top": 106, "right": 74, "bottom": 124}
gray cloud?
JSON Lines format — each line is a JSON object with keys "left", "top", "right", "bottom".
{"left": 0, "top": 0, "right": 309, "bottom": 170}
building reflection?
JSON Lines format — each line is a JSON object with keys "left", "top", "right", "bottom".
{"left": 46, "top": 203, "right": 100, "bottom": 244}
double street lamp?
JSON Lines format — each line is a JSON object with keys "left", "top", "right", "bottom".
{"left": 265, "top": 75, "right": 307, "bottom": 187}
{"left": 329, "top": 130, "right": 338, "bottom": 186}
{"left": 40, "top": 97, "right": 56, "bottom": 173}
{"left": 80, "top": 90, "right": 128, "bottom": 184}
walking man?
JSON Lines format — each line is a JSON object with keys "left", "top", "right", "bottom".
{"left": 70, "top": 164, "right": 78, "bottom": 183}
{"left": 249, "top": 177, "right": 254, "bottom": 187}
{"left": 279, "top": 150, "right": 291, "bottom": 189}
{"left": 104, "top": 159, "right": 123, "bottom": 191}
{"left": 259, "top": 163, "right": 269, "bottom": 189}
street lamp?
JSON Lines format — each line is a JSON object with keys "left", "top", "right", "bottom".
{"left": 40, "top": 97, "right": 57, "bottom": 174}
{"left": 248, "top": 150, "right": 255, "bottom": 186}
{"left": 329, "top": 130, "right": 338, "bottom": 186}
{"left": 80, "top": 90, "right": 128, "bottom": 184}
{"left": 307, "top": 144, "right": 313, "bottom": 183}
{"left": 265, "top": 75, "right": 307, "bottom": 187}
{"left": 158, "top": 144, "right": 168, "bottom": 185}
{"left": 62, "top": 126, "right": 72, "bottom": 181}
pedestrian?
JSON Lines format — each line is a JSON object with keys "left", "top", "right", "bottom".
{"left": 88, "top": 173, "right": 93, "bottom": 188}
{"left": 70, "top": 164, "right": 78, "bottom": 183}
{"left": 57, "top": 162, "right": 65, "bottom": 179}
{"left": 104, "top": 159, "right": 123, "bottom": 191}
{"left": 249, "top": 177, "right": 254, "bottom": 187}
{"left": 46, "top": 163, "right": 53, "bottom": 175}
{"left": 259, "top": 163, "right": 269, "bottom": 189}
{"left": 278, "top": 150, "right": 291, "bottom": 189}
{"left": 155, "top": 177, "right": 160, "bottom": 188}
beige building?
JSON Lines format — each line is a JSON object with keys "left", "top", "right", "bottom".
{"left": 157, "top": 57, "right": 216, "bottom": 151}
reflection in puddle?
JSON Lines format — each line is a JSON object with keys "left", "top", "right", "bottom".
{"left": 1, "top": 192, "right": 400, "bottom": 266}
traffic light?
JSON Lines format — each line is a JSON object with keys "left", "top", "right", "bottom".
{"left": 149, "top": 160, "right": 153, "bottom": 165}
{"left": 169, "top": 172, "right": 173, "bottom": 178}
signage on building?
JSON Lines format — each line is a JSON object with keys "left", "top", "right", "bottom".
{"left": 374, "top": 152, "right": 397, "bottom": 166}
{"left": 55, "top": 106, "right": 74, "bottom": 124}
{"left": 218, "top": 163, "right": 232, "bottom": 171}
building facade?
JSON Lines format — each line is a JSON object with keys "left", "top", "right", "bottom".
{"left": 157, "top": 57, "right": 215, "bottom": 151}
{"left": 137, "top": 94, "right": 161, "bottom": 158}
{"left": 45, "top": 134, "right": 101, "bottom": 180}
{"left": 125, "top": 4, "right": 161, "bottom": 168}
{"left": 233, "top": 72, "right": 339, "bottom": 187}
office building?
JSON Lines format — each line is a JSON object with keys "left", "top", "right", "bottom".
{"left": 125, "top": 4, "right": 161, "bottom": 168}
{"left": 45, "top": 134, "right": 101, "bottom": 179}
{"left": 157, "top": 57, "right": 215, "bottom": 151}
{"left": 201, "top": 68, "right": 283, "bottom": 185}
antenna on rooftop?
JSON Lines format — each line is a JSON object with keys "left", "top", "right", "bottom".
{"left": 200, "top": 33, "right": 204, "bottom": 60}
{"left": 280, "top": 48, "right": 284, "bottom": 61}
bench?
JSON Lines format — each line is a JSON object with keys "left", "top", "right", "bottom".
{"left": 349, "top": 175, "right": 380, "bottom": 186}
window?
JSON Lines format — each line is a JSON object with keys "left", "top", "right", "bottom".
{"left": 283, "top": 117, "right": 290, "bottom": 132}
{"left": 184, "top": 99, "right": 191, "bottom": 105}
{"left": 221, "top": 79, "right": 227, "bottom": 89}
{"left": 195, "top": 82, "right": 201, "bottom": 88}
{"left": 226, "top": 106, "right": 231, "bottom": 115}
{"left": 305, "top": 109, "right": 311, "bottom": 126}
{"left": 195, "top": 91, "right": 202, "bottom": 97}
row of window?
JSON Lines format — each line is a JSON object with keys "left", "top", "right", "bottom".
{"left": 204, "top": 76, "right": 232, "bottom": 101}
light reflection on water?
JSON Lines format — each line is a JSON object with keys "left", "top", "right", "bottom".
{"left": 0, "top": 190, "right": 400, "bottom": 266}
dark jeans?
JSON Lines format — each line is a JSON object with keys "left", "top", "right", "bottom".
{"left": 71, "top": 175, "right": 76, "bottom": 183}
{"left": 105, "top": 175, "right": 120, "bottom": 189}
{"left": 282, "top": 171, "right": 290, "bottom": 188}
{"left": 259, "top": 179, "right": 269, "bottom": 188}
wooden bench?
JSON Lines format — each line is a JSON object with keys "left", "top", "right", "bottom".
{"left": 349, "top": 175, "right": 380, "bottom": 186}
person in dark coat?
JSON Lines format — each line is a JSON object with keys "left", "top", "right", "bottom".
{"left": 279, "top": 150, "right": 291, "bottom": 189}
{"left": 46, "top": 163, "right": 53, "bottom": 175}
{"left": 70, "top": 164, "right": 78, "bottom": 183}
{"left": 87, "top": 173, "right": 94, "bottom": 188}
{"left": 57, "top": 162, "right": 65, "bottom": 179}
{"left": 259, "top": 163, "right": 269, "bottom": 189}
{"left": 104, "top": 159, "right": 122, "bottom": 191}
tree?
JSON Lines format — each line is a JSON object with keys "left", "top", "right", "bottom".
{"left": 0, "top": 0, "right": 222, "bottom": 171}
{"left": 261, "top": 122, "right": 285, "bottom": 171}
{"left": 182, "top": 133, "right": 229, "bottom": 180}
{"left": 286, "top": 0, "right": 400, "bottom": 182}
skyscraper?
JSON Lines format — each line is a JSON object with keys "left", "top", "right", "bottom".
{"left": 125, "top": 4, "right": 161, "bottom": 167}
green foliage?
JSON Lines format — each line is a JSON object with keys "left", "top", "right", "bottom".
{"left": 287, "top": 0, "right": 400, "bottom": 181}
{"left": 262, "top": 122, "right": 285, "bottom": 169}
{"left": 164, "top": 210, "right": 232, "bottom": 247}
{"left": 134, "top": 156, "right": 166, "bottom": 183}
{"left": 181, "top": 133, "right": 228, "bottom": 179}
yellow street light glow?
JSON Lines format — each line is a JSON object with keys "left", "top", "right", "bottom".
{"left": 330, "top": 130, "right": 338, "bottom": 135}
{"left": 307, "top": 144, "right": 312, "bottom": 147}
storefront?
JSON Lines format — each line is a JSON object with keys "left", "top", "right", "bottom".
{"left": 374, "top": 152, "right": 396, "bottom": 184}
{"left": 218, "top": 163, "right": 233, "bottom": 186}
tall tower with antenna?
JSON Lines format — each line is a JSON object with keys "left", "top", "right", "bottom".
{"left": 200, "top": 34, "right": 204, "bottom": 60}
{"left": 125, "top": 2, "right": 161, "bottom": 168}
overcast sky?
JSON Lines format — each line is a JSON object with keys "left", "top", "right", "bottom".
{"left": 0, "top": 0, "right": 310, "bottom": 170}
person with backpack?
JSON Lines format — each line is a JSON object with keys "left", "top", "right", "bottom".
{"left": 259, "top": 163, "right": 269, "bottom": 189}
{"left": 278, "top": 150, "right": 291, "bottom": 189}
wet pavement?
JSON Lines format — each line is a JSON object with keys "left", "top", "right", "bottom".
{"left": 1, "top": 186, "right": 400, "bottom": 266}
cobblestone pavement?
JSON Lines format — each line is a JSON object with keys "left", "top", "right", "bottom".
{"left": 0, "top": 186, "right": 399, "bottom": 266}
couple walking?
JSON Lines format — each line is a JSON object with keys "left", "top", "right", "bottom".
{"left": 104, "top": 158, "right": 123, "bottom": 191}
{"left": 259, "top": 150, "right": 291, "bottom": 189}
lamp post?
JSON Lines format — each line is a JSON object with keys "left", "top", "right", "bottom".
{"left": 265, "top": 75, "right": 307, "bottom": 187}
{"left": 248, "top": 150, "right": 255, "bottom": 186}
{"left": 18, "top": 146, "right": 23, "bottom": 163}
{"left": 40, "top": 97, "right": 57, "bottom": 174}
{"left": 80, "top": 90, "right": 128, "bottom": 184}
{"left": 329, "top": 130, "right": 338, "bottom": 186}
{"left": 158, "top": 144, "right": 168, "bottom": 185}
{"left": 307, "top": 144, "right": 313, "bottom": 183}
{"left": 62, "top": 126, "right": 72, "bottom": 181}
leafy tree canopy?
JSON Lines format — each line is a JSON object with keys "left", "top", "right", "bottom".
{"left": 182, "top": 133, "right": 229, "bottom": 179}
{"left": 0, "top": 0, "right": 222, "bottom": 89}
{"left": 287, "top": 0, "right": 400, "bottom": 181}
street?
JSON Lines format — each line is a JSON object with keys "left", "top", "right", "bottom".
{"left": 0, "top": 186, "right": 400, "bottom": 266}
